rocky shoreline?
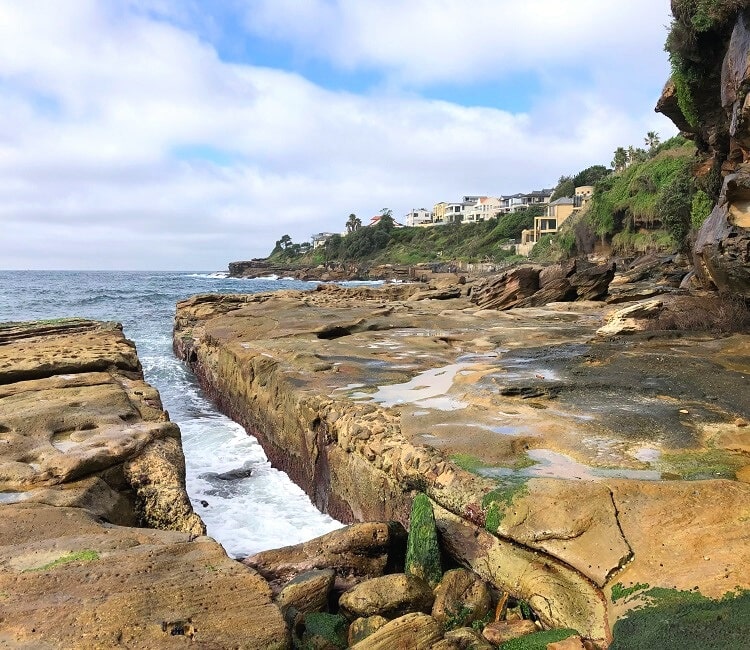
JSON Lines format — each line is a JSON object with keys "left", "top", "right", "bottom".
{"left": 174, "top": 278, "right": 750, "bottom": 646}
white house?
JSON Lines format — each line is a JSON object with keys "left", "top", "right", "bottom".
{"left": 404, "top": 208, "right": 433, "bottom": 227}
{"left": 464, "top": 196, "right": 503, "bottom": 223}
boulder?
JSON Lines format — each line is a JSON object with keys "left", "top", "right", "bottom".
{"left": 348, "top": 613, "right": 443, "bottom": 650}
{"left": 568, "top": 261, "right": 615, "bottom": 300}
{"left": 338, "top": 573, "right": 435, "bottom": 620}
{"left": 276, "top": 569, "right": 336, "bottom": 615}
{"left": 243, "top": 522, "right": 407, "bottom": 594}
{"left": 432, "top": 568, "right": 492, "bottom": 630}
{"left": 405, "top": 492, "right": 442, "bottom": 587}
{"left": 470, "top": 266, "right": 541, "bottom": 310}
{"left": 300, "top": 612, "right": 348, "bottom": 650}
{"left": 347, "top": 616, "right": 389, "bottom": 645}
{"left": 597, "top": 300, "right": 664, "bottom": 336}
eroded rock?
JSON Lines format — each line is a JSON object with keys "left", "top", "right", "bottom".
{"left": 348, "top": 612, "right": 443, "bottom": 650}
{"left": 338, "top": 573, "right": 435, "bottom": 620}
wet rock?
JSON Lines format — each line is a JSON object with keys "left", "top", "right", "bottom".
{"left": 243, "top": 522, "right": 407, "bottom": 594}
{"left": 432, "top": 568, "right": 492, "bottom": 630}
{"left": 405, "top": 492, "right": 442, "bottom": 587}
{"left": 547, "top": 635, "right": 587, "bottom": 650}
{"left": 481, "top": 619, "right": 538, "bottom": 645}
{"left": 348, "top": 612, "right": 443, "bottom": 650}
{"left": 338, "top": 573, "right": 435, "bottom": 620}
{"left": 276, "top": 568, "right": 335, "bottom": 615}
{"left": 347, "top": 615, "right": 388, "bottom": 645}
{"left": 201, "top": 462, "right": 254, "bottom": 481}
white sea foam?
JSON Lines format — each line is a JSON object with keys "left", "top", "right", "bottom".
{"left": 181, "top": 417, "right": 342, "bottom": 558}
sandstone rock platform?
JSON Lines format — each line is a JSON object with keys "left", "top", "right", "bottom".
{"left": 174, "top": 282, "right": 750, "bottom": 645}
{"left": 0, "top": 319, "right": 287, "bottom": 649}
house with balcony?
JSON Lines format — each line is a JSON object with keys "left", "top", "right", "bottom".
{"left": 311, "top": 232, "right": 337, "bottom": 248}
{"left": 516, "top": 186, "right": 594, "bottom": 256}
{"left": 432, "top": 201, "right": 467, "bottom": 224}
{"left": 497, "top": 188, "right": 554, "bottom": 214}
{"left": 464, "top": 196, "right": 503, "bottom": 223}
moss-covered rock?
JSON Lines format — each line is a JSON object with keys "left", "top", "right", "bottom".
{"left": 405, "top": 493, "right": 442, "bottom": 588}
{"left": 301, "top": 612, "right": 348, "bottom": 650}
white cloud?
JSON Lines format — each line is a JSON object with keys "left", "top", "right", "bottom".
{"left": 0, "top": 0, "right": 678, "bottom": 270}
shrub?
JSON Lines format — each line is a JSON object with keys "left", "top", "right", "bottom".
{"left": 690, "top": 189, "right": 713, "bottom": 229}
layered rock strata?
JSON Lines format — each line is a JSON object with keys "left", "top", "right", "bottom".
{"left": 0, "top": 319, "right": 287, "bottom": 648}
{"left": 174, "top": 283, "right": 750, "bottom": 645}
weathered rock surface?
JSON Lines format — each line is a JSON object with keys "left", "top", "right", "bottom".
{"left": 244, "top": 521, "right": 407, "bottom": 593}
{"left": 276, "top": 569, "right": 336, "bottom": 615}
{"left": 470, "top": 260, "right": 615, "bottom": 310}
{"left": 348, "top": 612, "right": 443, "bottom": 650}
{"left": 432, "top": 568, "right": 492, "bottom": 629}
{"left": 0, "top": 319, "right": 287, "bottom": 648}
{"left": 338, "top": 573, "right": 435, "bottom": 620}
{"left": 174, "top": 285, "right": 750, "bottom": 645}
{"left": 481, "top": 619, "right": 538, "bottom": 645}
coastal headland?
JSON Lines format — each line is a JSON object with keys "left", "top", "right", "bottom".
{"left": 174, "top": 279, "right": 750, "bottom": 645}
{"left": 0, "top": 319, "right": 288, "bottom": 648}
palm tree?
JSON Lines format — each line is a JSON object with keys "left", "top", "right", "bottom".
{"left": 345, "top": 213, "right": 361, "bottom": 234}
{"left": 644, "top": 131, "right": 661, "bottom": 153}
{"left": 612, "top": 147, "right": 628, "bottom": 172}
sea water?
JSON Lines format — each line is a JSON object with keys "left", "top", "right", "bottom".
{"left": 0, "top": 270, "right": 344, "bottom": 557}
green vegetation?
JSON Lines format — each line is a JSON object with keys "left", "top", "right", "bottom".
{"left": 610, "top": 588, "right": 750, "bottom": 650}
{"left": 405, "top": 492, "right": 443, "bottom": 588}
{"left": 482, "top": 481, "right": 529, "bottom": 534}
{"left": 611, "top": 582, "right": 650, "bottom": 603}
{"left": 588, "top": 137, "right": 697, "bottom": 251}
{"left": 450, "top": 453, "right": 488, "bottom": 474}
{"left": 25, "top": 550, "right": 100, "bottom": 572}
{"left": 691, "top": 189, "right": 714, "bottom": 229}
{"left": 301, "top": 612, "right": 348, "bottom": 650}
{"left": 658, "top": 448, "right": 746, "bottom": 480}
{"left": 499, "top": 628, "right": 580, "bottom": 649}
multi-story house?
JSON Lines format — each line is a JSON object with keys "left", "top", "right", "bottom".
{"left": 497, "top": 188, "right": 554, "bottom": 214}
{"left": 516, "top": 186, "right": 594, "bottom": 255}
{"left": 432, "top": 201, "right": 467, "bottom": 224}
{"left": 464, "top": 197, "right": 503, "bottom": 223}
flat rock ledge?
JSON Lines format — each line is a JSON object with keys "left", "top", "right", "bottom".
{"left": 174, "top": 283, "right": 750, "bottom": 646}
{"left": 0, "top": 319, "right": 287, "bottom": 649}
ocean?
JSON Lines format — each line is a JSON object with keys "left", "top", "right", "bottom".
{"left": 0, "top": 270, "right": 346, "bottom": 558}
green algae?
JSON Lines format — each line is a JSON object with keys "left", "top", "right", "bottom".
{"left": 405, "top": 492, "right": 442, "bottom": 587}
{"left": 25, "top": 550, "right": 100, "bottom": 572}
{"left": 610, "top": 588, "right": 750, "bottom": 650}
{"left": 451, "top": 453, "right": 488, "bottom": 474}
{"left": 499, "top": 628, "right": 579, "bottom": 649}
{"left": 611, "top": 582, "right": 649, "bottom": 603}
{"left": 482, "top": 481, "right": 529, "bottom": 534}
{"left": 658, "top": 448, "right": 746, "bottom": 480}
{"left": 301, "top": 612, "right": 348, "bottom": 650}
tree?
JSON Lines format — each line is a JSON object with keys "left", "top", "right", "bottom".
{"left": 645, "top": 131, "right": 661, "bottom": 154}
{"left": 627, "top": 146, "right": 648, "bottom": 165}
{"left": 277, "top": 234, "right": 292, "bottom": 250}
{"left": 345, "top": 213, "right": 361, "bottom": 234}
{"left": 377, "top": 208, "right": 395, "bottom": 231}
{"left": 612, "top": 147, "right": 628, "bottom": 172}
{"left": 573, "top": 165, "right": 610, "bottom": 187}
{"left": 550, "top": 175, "right": 575, "bottom": 201}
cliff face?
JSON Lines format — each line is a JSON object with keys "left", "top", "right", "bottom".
{"left": 658, "top": 1, "right": 750, "bottom": 296}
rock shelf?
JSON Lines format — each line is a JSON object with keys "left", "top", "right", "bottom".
{"left": 174, "top": 282, "right": 750, "bottom": 644}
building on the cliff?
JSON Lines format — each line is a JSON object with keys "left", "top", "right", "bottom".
{"left": 404, "top": 208, "right": 433, "bottom": 227}
{"left": 311, "top": 232, "right": 338, "bottom": 248}
{"left": 516, "top": 186, "right": 593, "bottom": 256}
{"left": 464, "top": 196, "right": 503, "bottom": 223}
{"left": 497, "top": 188, "right": 554, "bottom": 214}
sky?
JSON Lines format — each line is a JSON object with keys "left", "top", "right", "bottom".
{"left": 1, "top": 0, "right": 678, "bottom": 271}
